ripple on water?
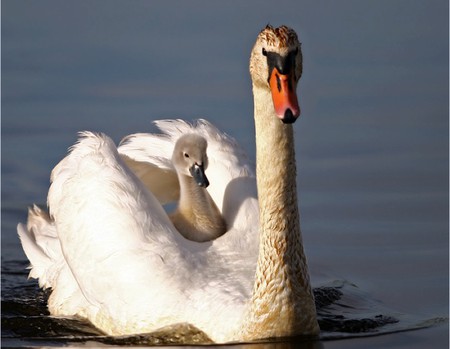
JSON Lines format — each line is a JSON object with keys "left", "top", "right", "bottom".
{"left": 1, "top": 260, "right": 447, "bottom": 347}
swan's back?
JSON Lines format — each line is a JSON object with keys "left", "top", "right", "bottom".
{"left": 21, "top": 126, "right": 259, "bottom": 341}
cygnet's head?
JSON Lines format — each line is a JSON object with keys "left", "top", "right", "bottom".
{"left": 172, "top": 134, "right": 210, "bottom": 188}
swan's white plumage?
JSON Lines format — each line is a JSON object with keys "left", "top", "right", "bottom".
{"left": 17, "top": 205, "right": 89, "bottom": 317}
{"left": 119, "top": 119, "right": 259, "bottom": 242}
{"left": 119, "top": 119, "right": 256, "bottom": 221}
{"left": 19, "top": 123, "right": 259, "bottom": 342}
{"left": 17, "top": 25, "right": 319, "bottom": 342}
{"left": 17, "top": 205, "right": 59, "bottom": 288}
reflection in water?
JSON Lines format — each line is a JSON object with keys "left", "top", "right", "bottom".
{"left": 1, "top": 260, "right": 445, "bottom": 348}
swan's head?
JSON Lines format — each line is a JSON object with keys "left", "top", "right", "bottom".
{"left": 172, "top": 134, "right": 210, "bottom": 188}
{"left": 250, "top": 25, "right": 302, "bottom": 124}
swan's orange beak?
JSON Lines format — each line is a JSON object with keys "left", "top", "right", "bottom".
{"left": 269, "top": 67, "right": 300, "bottom": 124}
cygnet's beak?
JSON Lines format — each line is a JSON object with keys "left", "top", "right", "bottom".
{"left": 190, "top": 163, "right": 209, "bottom": 188}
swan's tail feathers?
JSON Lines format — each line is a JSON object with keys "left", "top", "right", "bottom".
{"left": 17, "top": 205, "right": 62, "bottom": 289}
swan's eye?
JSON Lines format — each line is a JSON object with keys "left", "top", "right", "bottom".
{"left": 184, "top": 152, "right": 189, "bottom": 158}
{"left": 262, "top": 48, "right": 267, "bottom": 56}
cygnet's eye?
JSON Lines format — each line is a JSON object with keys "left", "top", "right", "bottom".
{"left": 262, "top": 48, "right": 267, "bottom": 56}
{"left": 183, "top": 152, "right": 189, "bottom": 158}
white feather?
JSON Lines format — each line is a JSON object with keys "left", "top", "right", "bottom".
{"left": 20, "top": 123, "right": 259, "bottom": 342}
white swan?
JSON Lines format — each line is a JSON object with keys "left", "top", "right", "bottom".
{"left": 17, "top": 25, "right": 319, "bottom": 342}
{"left": 168, "top": 133, "right": 227, "bottom": 241}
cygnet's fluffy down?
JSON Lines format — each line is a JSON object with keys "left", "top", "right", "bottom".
{"left": 169, "top": 134, "right": 227, "bottom": 242}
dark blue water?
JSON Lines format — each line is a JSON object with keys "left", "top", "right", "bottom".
{"left": 2, "top": 1, "right": 448, "bottom": 348}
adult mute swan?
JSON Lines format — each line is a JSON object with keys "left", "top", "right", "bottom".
{"left": 17, "top": 25, "right": 319, "bottom": 342}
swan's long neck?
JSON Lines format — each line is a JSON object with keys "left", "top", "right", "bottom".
{"left": 242, "top": 85, "right": 319, "bottom": 339}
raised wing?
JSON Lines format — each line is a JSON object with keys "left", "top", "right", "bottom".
{"left": 118, "top": 119, "right": 257, "bottom": 226}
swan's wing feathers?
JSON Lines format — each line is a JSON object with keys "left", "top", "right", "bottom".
{"left": 118, "top": 118, "right": 256, "bottom": 206}
{"left": 17, "top": 205, "right": 63, "bottom": 289}
{"left": 49, "top": 132, "right": 115, "bottom": 212}
{"left": 121, "top": 154, "right": 180, "bottom": 205}
{"left": 120, "top": 132, "right": 173, "bottom": 170}
{"left": 192, "top": 120, "right": 256, "bottom": 210}
{"left": 49, "top": 131, "right": 175, "bottom": 244}
{"left": 26, "top": 205, "right": 61, "bottom": 260}
{"left": 17, "top": 124, "right": 259, "bottom": 340}
{"left": 119, "top": 133, "right": 180, "bottom": 204}
{"left": 153, "top": 119, "right": 254, "bottom": 177}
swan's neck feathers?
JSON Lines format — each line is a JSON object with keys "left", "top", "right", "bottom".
{"left": 170, "top": 174, "right": 226, "bottom": 242}
{"left": 241, "top": 85, "right": 319, "bottom": 339}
